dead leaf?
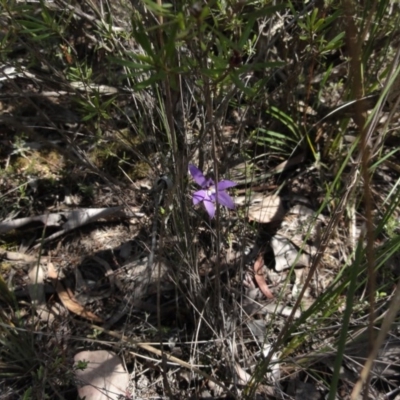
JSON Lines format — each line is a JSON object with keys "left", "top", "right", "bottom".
{"left": 48, "top": 263, "right": 103, "bottom": 323}
{"left": 248, "top": 195, "right": 285, "bottom": 223}
{"left": 262, "top": 344, "right": 281, "bottom": 382}
{"left": 61, "top": 207, "right": 124, "bottom": 231}
{"left": 254, "top": 254, "right": 274, "bottom": 299}
{"left": 271, "top": 234, "right": 311, "bottom": 272}
{"left": 70, "top": 82, "right": 119, "bottom": 94}
{"left": 234, "top": 362, "right": 275, "bottom": 396}
{"left": 74, "top": 350, "right": 129, "bottom": 400}
{"left": 246, "top": 319, "right": 267, "bottom": 342}
{"left": 0, "top": 250, "right": 39, "bottom": 263}
{"left": 0, "top": 213, "right": 63, "bottom": 234}
{"left": 28, "top": 264, "right": 53, "bottom": 321}
{"left": 235, "top": 361, "right": 252, "bottom": 385}
{"left": 0, "top": 206, "right": 143, "bottom": 239}
{"left": 28, "top": 264, "right": 46, "bottom": 305}
{"left": 243, "top": 300, "right": 302, "bottom": 319}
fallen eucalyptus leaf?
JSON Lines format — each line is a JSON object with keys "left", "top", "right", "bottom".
{"left": 253, "top": 254, "right": 274, "bottom": 299}
{"left": 28, "top": 264, "right": 53, "bottom": 321}
{"left": 247, "top": 195, "right": 285, "bottom": 223}
{"left": 0, "top": 206, "right": 143, "bottom": 239}
{"left": 0, "top": 213, "right": 63, "bottom": 234}
{"left": 271, "top": 234, "right": 311, "bottom": 271}
{"left": 262, "top": 344, "right": 281, "bottom": 383}
{"left": 74, "top": 350, "right": 129, "bottom": 400}
{"left": 48, "top": 263, "right": 103, "bottom": 323}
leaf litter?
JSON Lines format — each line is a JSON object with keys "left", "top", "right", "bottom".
{"left": 1, "top": 143, "right": 398, "bottom": 399}
{"left": 1, "top": 1, "right": 400, "bottom": 398}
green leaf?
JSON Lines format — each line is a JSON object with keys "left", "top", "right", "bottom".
{"left": 237, "top": 17, "right": 257, "bottom": 49}
{"left": 235, "top": 61, "right": 284, "bottom": 74}
{"left": 109, "top": 56, "right": 154, "bottom": 71}
{"left": 176, "top": 11, "right": 185, "bottom": 30}
{"left": 0, "top": 275, "right": 16, "bottom": 306}
{"left": 164, "top": 22, "right": 179, "bottom": 61}
{"left": 142, "top": 0, "right": 173, "bottom": 16}
{"left": 266, "top": 106, "right": 300, "bottom": 139}
{"left": 320, "top": 9, "right": 342, "bottom": 31}
{"left": 256, "top": 129, "right": 297, "bottom": 143}
{"left": 243, "top": 3, "right": 286, "bottom": 20}
{"left": 310, "top": 8, "right": 319, "bottom": 28}
{"left": 322, "top": 31, "right": 345, "bottom": 53}
{"left": 131, "top": 20, "right": 155, "bottom": 58}
{"left": 134, "top": 71, "right": 166, "bottom": 89}
{"left": 230, "top": 72, "right": 255, "bottom": 96}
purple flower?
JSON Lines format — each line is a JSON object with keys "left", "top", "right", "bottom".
{"left": 188, "top": 164, "right": 236, "bottom": 218}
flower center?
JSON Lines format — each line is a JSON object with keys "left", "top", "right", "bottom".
{"left": 207, "top": 186, "right": 216, "bottom": 197}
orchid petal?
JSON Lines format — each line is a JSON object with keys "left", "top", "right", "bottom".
{"left": 203, "top": 198, "right": 216, "bottom": 218}
{"left": 189, "top": 164, "right": 207, "bottom": 187}
{"left": 205, "top": 177, "right": 215, "bottom": 188}
{"left": 192, "top": 189, "right": 207, "bottom": 205}
{"left": 216, "top": 190, "right": 235, "bottom": 209}
{"left": 216, "top": 180, "right": 237, "bottom": 190}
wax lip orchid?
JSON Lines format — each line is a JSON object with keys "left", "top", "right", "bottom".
{"left": 188, "top": 164, "right": 236, "bottom": 218}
